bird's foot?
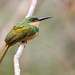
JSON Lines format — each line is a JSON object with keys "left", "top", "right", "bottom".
{"left": 22, "top": 41, "right": 27, "bottom": 43}
{"left": 19, "top": 41, "right": 27, "bottom": 48}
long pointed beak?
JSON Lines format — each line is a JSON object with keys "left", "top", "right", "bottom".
{"left": 38, "top": 16, "right": 52, "bottom": 21}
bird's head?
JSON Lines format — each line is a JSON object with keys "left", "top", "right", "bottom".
{"left": 20, "top": 16, "right": 52, "bottom": 27}
{"left": 26, "top": 16, "right": 52, "bottom": 23}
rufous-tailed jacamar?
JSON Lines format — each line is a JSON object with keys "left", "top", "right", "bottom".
{"left": 0, "top": 16, "right": 52, "bottom": 63}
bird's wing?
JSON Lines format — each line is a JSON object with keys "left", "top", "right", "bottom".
{"left": 5, "top": 24, "right": 35, "bottom": 45}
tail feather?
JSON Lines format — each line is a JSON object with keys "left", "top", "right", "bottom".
{"left": 0, "top": 44, "right": 9, "bottom": 63}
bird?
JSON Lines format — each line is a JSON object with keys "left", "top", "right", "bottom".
{"left": 0, "top": 16, "right": 52, "bottom": 63}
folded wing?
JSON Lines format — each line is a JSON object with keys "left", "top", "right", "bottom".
{"left": 5, "top": 24, "right": 35, "bottom": 45}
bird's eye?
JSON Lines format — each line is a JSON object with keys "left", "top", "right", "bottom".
{"left": 30, "top": 18, "right": 36, "bottom": 22}
{"left": 30, "top": 18, "right": 38, "bottom": 22}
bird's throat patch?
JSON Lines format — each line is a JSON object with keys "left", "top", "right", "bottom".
{"left": 29, "top": 22, "right": 40, "bottom": 28}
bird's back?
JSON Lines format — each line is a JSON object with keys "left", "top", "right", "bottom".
{"left": 5, "top": 24, "right": 39, "bottom": 46}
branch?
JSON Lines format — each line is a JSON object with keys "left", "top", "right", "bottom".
{"left": 26, "top": 0, "right": 37, "bottom": 18}
{"left": 14, "top": 43, "right": 25, "bottom": 75}
{"left": 14, "top": 0, "right": 37, "bottom": 75}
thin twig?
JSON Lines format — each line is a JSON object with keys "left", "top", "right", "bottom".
{"left": 14, "top": 0, "right": 37, "bottom": 75}
{"left": 26, "top": 0, "right": 37, "bottom": 18}
{"left": 14, "top": 43, "right": 25, "bottom": 75}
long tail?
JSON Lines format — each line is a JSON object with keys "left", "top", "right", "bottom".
{"left": 0, "top": 44, "right": 9, "bottom": 63}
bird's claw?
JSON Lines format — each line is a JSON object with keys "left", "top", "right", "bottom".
{"left": 19, "top": 41, "right": 27, "bottom": 48}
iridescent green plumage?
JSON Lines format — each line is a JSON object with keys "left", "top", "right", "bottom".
{"left": 5, "top": 24, "right": 39, "bottom": 46}
{"left": 0, "top": 16, "right": 51, "bottom": 63}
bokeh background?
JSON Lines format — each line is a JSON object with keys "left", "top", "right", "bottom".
{"left": 0, "top": 0, "right": 75, "bottom": 75}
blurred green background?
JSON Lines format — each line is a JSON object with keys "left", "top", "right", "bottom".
{"left": 0, "top": 0, "right": 75, "bottom": 75}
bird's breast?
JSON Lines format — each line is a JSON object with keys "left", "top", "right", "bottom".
{"left": 20, "top": 32, "right": 39, "bottom": 41}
